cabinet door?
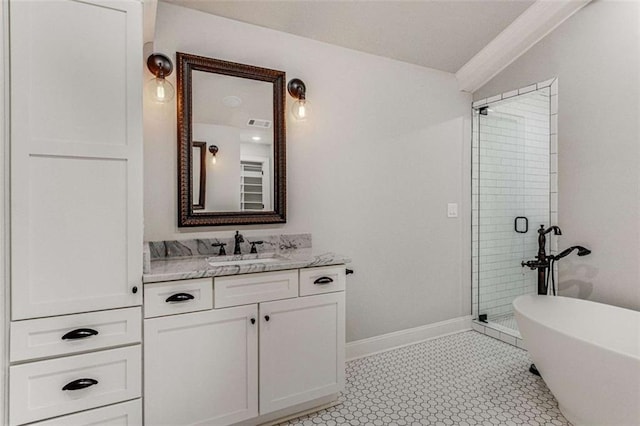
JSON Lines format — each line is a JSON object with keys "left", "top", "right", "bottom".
{"left": 9, "top": 0, "right": 143, "bottom": 319}
{"left": 260, "top": 292, "right": 345, "bottom": 414}
{"left": 144, "top": 305, "right": 258, "bottom": 426}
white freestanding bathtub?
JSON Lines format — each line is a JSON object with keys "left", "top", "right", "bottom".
{"left": 514, "top": 295, "right": 640, "bottom": 426}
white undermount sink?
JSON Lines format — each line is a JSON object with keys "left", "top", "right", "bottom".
{"left": 206, "top": 254, "right": 285, "bottom": 267}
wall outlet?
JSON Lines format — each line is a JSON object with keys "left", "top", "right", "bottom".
{"left": 447, "top": 203, "right": 458, "bottom": 218}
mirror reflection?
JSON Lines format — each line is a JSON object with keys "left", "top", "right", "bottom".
{"left": 191, "top": 71, "right": 274, "bottom": 212}
{"left": 192, "top": 141, "right": 206, "bottom": 210}
{"left": 177, "top": 52, "right": 286, "bottom": 227}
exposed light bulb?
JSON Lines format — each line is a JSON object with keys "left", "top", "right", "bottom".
{"left": 208, "top": 145, "right": 219, "bottom": 164}
{"left": 292, "top": 99, "right": 311, "bottom": 121}
{"left": 156, "top": 84, "right": 165, "bottom": 100}
{"left": 146, "top": 77, "right": 175, "bottom": 103}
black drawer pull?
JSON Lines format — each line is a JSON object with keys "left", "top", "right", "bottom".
{"left": 62, "top": 328, "right": 99, "bottom": 340}
{"left": 62, "top": 378, "right": 98, "bottom": 391}
{"left": 313, "top": 276, "right": 334, "bottom": 285}
{"left": 165, "top": 293, "right": 195, "bottom": 303}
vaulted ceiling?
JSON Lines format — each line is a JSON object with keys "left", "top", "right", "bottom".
{"left": 161, "top": 0, "right": 535, "bottom": 73}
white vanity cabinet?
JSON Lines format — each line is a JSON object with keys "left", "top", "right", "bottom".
{"left": 143, "top": 265, "right": 346, "bottom": 425}
{"left": 6, "top": 0, "right": 144, "bottom": 424}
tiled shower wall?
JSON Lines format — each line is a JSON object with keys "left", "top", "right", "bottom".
{"left": 472, "top": 79, "right": 558, "bottom": 322}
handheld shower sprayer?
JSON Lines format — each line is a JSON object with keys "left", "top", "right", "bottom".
{"left": 547, "top": 245, "right": 591, "bottom": 296}
{"left": 552, "top": 245, "right": 591, "bottom": 261}
{"left": 577, "top": 247, "right": 591, "bottom": 256}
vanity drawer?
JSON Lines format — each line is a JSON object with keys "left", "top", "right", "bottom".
{"left": 10, "top": 307, "right": 141, "bottom": 362}
{"left": 299, "top": 265, "right": 346, "bottom": 296}
{"left": 28, "top": 399, "right": 141, "bottom": 426}
{"left": 214, "top": 270, "right": 298, "bottom": 308}
{"left": 144, "top": 278, "right": 213, "bottom": 318}
{"left": 9, "top": 345, "right": 141, "bottom": 426}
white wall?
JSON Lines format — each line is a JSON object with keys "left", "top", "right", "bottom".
{"left": 144, "top": 2, "right": 472, "bottom": 342}
{"left": 474, "top": 0, "right": 640, "bottom": 310}
{"left": 240, "top": 142, "right": 271, "bottom": 161}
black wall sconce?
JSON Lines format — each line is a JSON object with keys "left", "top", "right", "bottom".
{"left": 208, "top": 145, "right": 219, "bottom": 164}
{"left": 146, "top": 53, "right": 175, "bottom": 103}
{"left": 287, "top": 78, "right": 311, "bottom": 121}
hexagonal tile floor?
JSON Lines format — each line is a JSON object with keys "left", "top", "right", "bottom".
{"left": 278, "top": 331, "right": 568, "bottom": 425}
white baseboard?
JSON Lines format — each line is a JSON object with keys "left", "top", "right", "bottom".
{"left": 346, "top": 315, "right": 473, "bottom": 361}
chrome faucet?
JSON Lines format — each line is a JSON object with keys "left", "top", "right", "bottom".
{"left": 233, "top": 231, "right": 244, "bottom": 255}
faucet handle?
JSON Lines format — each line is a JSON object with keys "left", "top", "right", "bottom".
{"left": 211, "top": 242, "right": 227, "bottom": 256}
{"left": 235, "top": 231, "right": 244, "bottom": 242}
{"left": 522, "top": 259, "right": 546, "bottom": 270}
{"left": 248, "top": 241, "right": 263, "bottom": 254}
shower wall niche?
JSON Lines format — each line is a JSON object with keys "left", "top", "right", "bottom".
{"left": 472, "top": 79, "right": 558, "bottom": 336}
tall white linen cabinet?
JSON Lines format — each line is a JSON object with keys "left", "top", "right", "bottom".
{"left": 5, "top": 0, "right": 144, "bottom": 424}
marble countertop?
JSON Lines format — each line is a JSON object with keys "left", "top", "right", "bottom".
{"left": 143, "top": 249, "right": 351, "bottom": 283}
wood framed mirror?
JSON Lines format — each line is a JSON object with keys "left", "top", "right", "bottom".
{"left": 177, "top": 52, "right": 286, "bottom": 227}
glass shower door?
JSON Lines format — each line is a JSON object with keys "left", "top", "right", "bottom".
{"left": 472, "top": 88, "right": 550, "bottom": 335}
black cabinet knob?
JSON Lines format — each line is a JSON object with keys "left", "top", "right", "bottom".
{"left": 264, "top": 315, "right": 270, "bottom": 322}
{"left": 250, "top": 318, "right": 256, "bottom": 325}
{"left": 132, "top": 286, "right": 138, "bottom": 294}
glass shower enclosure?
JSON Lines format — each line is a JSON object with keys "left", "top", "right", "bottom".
{"left": 472, "top": 87, "right": 552, "bottom": 336}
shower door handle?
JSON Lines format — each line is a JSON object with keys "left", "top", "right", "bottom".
{"left": 515, "top": 217, "right": 528, "bottom": 233}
